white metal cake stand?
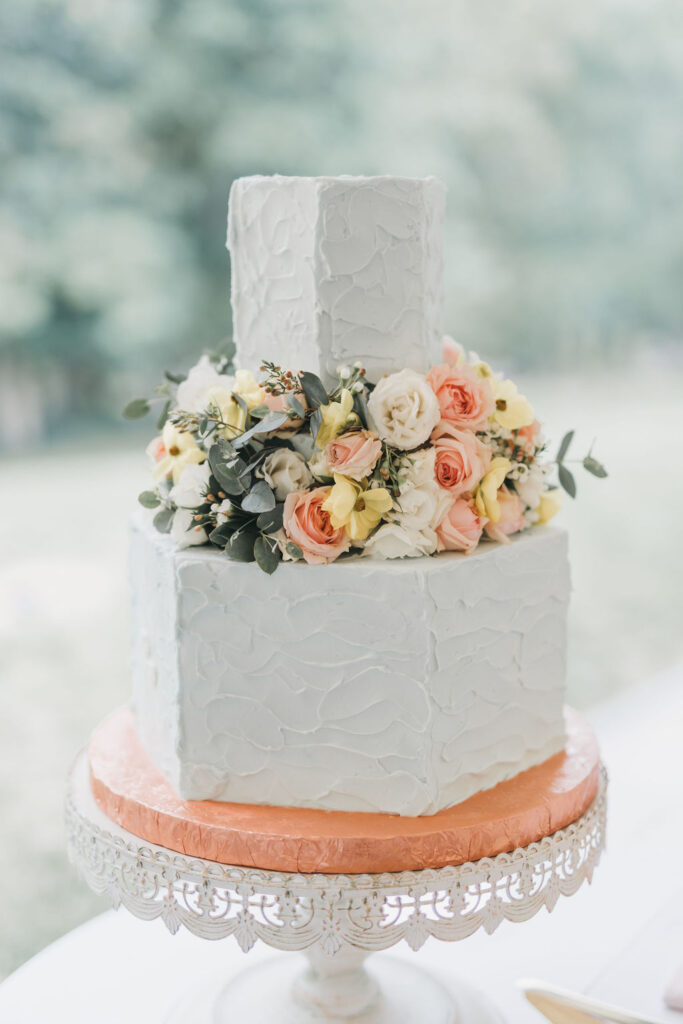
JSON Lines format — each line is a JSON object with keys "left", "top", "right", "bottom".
{"left": 66, "top": 754, "right": 607, "bottom": 1024}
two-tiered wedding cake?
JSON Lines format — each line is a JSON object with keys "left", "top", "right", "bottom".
{"left": 129, "top": 175, "right": 570, "bottom": 817}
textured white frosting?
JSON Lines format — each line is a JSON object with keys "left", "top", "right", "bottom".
{"left": 130, "top": 515, "right": 570, "bottom": 816}
{"left": 227, "top": 175, "right": 445, "bottom": 383}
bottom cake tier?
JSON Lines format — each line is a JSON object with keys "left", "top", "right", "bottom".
{"left": 87, "top": 705, "right": 600, "bottom": 873}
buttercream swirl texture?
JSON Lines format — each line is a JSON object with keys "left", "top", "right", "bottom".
{"left": 227, "top": 175, "right": 445, "bottom": 383}
{"left": 130, "top": 515, "right": 570, "bottom": 816}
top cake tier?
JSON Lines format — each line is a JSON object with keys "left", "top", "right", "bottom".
{"left": 227, "top": 175, "right": 445, "bottom": 383}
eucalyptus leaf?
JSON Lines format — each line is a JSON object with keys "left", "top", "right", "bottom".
{"left": 299, "top": 371, "right": 328, "bottom": 409}
{"left": 232, "top": 412, "right": 290, "bottom": 449}
{"left": 286, "top": 542, "right": 304, "bottom": 560}
{"left": 226, "top": 529, "right": 257, "bottom": 562}
{"left": 583, "top": 456, "right": 608, "bottom": 478}
{"left": 558, "top": 463, "right": 577, "bottom": 498}
{"left": 209, "top": 444, "right": 249, "bottom": 493}
{"left": 231, "top": 391, "right": 249, "bottom": 423}
{"left": 257, "top": 504, "right": 284, "bottom": 533}
{"left": 138, "top": 490, "right": 160, "bottom": 509}
{"left": 286, "top": 393, "right": 307, "bottom": 418}
{"left": 254, "top": 535, "right": 282, "bottom": 575}
{"left": 156, "top": 399, "right": 171, "bottom": 431}
{"left": 123, "top": 398, "right": 150, "bottom": 420}
{"left": 208, "top": 523, "right": 233, "bottom": 547}
{"left": 164, "top": 370, "right": 187, "bottom": 384}
{"left": 556, "top": 430, "right": 574, "bottom": 463}
{"left": 249, "top": 404, "right": 270, "bottom": 419}
{"left": 153, "top": 506, "right": 174, "bottom": 533}
{"left": 242, "top": 480, "right": 276, "bottom": 513}
{"left": 310, "top": 408, "right": 322, "bottom": 443}
{"left": 352, "top": 389, "right": 369, "bottom": 428}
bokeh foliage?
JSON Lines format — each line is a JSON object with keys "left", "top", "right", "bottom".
{"left": 2, "top": 0, "right": 683, "bottom": 444}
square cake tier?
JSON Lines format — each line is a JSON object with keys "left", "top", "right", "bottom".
{"left": 130, "top": 515, "right": 569, "bottom": 816}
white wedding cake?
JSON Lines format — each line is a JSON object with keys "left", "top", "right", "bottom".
{"left": 130, "top": 175, "right": 570, "bottom": 816}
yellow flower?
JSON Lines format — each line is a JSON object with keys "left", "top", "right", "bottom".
{"left": 205, "top": 370, "right": 265, "bottom": 439}
{"left": 537, "top": 490, "right": 561, "bottom": 525}
{"left": 492, "top": 379, "right": 534, "bottom": 430}
{"left": 316, "top": 389, "right": 360, "bottom": 449}
{"left": 474, "top": 457, "right": 512, "bottom": 524}
{"left": 154, "top": 421, "right": 206, "bottom": 484}
{"left": 322, "top": 475, "right": 393, "bottom": 541}
{"left": 234, "top": 369, "right": 266, "bottom": 410}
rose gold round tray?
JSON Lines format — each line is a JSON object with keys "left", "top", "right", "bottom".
{"left": 88, "top": 706, "right": 599, "bottom": 874}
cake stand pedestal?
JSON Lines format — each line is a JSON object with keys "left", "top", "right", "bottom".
{"left": 66, "top": 754, "right": 607, "bottom": 1024}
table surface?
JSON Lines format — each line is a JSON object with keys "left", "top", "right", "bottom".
{"left": 1, "top": 665, "right": 682, "bottom": 1024}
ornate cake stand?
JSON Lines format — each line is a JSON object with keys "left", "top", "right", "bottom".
{"left": 66, "top": 745, "right": 607, "bottom": 1024}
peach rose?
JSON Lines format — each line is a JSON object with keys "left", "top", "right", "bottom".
{"left": 484, "top": 486, "right": 526, "bottom": 543}
{"left": 426, "top": 363, "right": 494, "bottom": 431}
{"left": 436, "top": 499, "right": 487, "bottom": 554}
{"left": 283, "top": 487, "right": 350, "bottom": 565}
{"left": 442, "top": 334, "right": 465, "bottom": 366}
{"left": 262, "top": 389, "right": 307, "bottom": 431}
{"left": 431, "top": 421, "right": 492, "bottom": 497}
{"left": 325, "top": 430, "right": 382, "bottom": 481}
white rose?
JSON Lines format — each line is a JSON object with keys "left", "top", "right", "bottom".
{"left": 308, "top": 449, "right": 333, "bottom": 481}
{"left": 367, "top": 369, "right": 441, "bottom": 451}
{"left": 389, "top": 448, "right": 453, "bottom": 533}
{"left": 171, "top": 508, "right": 207, "bottom": 548}
{"left": 260, "top": 449, "right": 313, "bottom": 501}
{"left": 513, "top": 463, "right": 545, "bottom": 510}
{"left": 364, "top": 522, "right": 438, "bottom": 559}
{"left": 176, "top": 355, "right": 235, "bottom": 412}
{"left": 169, "top": 462, "right": 210, "bottom": 508}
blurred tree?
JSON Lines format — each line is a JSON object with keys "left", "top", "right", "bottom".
{"left": 1, "top": 0, "right": 683, "bottom": 446}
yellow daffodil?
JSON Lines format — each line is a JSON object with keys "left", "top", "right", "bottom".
{"left": 322, "top": 475, "right": 393, "bottom": 541}
{"left": 537, "top": 489, "right": 561, "bottom": 525}
{"left": 316, "top": 389, "right": 360, "bottom": 449}
{"left": 492, "top": 379, "right": 534, "bottom": 430}
{"left": 474, "top": 457, "right": 512, "bottom": 524}
{"left": 153, "top": 421, "right": 206, "bottom": 484}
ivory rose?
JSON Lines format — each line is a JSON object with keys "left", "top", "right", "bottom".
{"left": 367, "top": 369, "right": 441, "bottom": 450}
{"left": 363, "top": 522, "right": 438, "bottom": 559}
{"left": 260, "top": 449, "right": 313, "bottom": 501}
{"left": 283, "top": 487, "right": 350, "bottom": 564}
{"left": 392, "top": 450, "right": 453, "bottom": 533}
{"left": 168, "top": 463, "right": 211, "bottom": 548}
{"left": 431, "top": 421, "right": 491, "bottom": 497}
{"left": 426, "top": 363, "right": 494, "bottom": 431}
{"left": 436, "top": 499, "right": 486, "bottom": 554}
{"left": 484, "top": 486, "right": 526, "bottom": 543}
{"left": 326, "top": 430, "right": 382, "bottom": 481}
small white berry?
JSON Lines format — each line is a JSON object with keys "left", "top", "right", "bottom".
{"left": 338, "top": 365, "right": 351, "bottom": 379}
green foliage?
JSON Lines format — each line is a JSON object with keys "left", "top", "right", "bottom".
{"left": 138, "top": 490, "right": 160, "bottom": 509}
{"left": 123, "top": 399, "right": 151, "bottom": 420}
{"left": 254, "top": 535, "right": 281, "bottom": 574}
{"left": 299, "top": 372, "right": 329, "bottom": 410}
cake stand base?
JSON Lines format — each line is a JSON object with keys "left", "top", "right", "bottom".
{"left": 166, "top": 951, "right": 503, "bottom": 1024}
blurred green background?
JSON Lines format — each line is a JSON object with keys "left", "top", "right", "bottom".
{"left": 1, "top": 0, "right": 683, "bottom": 983}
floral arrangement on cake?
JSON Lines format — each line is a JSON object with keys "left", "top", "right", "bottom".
{"left": 125, "top": 337, "right": 606, "bottom": 574}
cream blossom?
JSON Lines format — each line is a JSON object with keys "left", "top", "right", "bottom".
{"left": 260, "top": 449, "right": 313, "bottom": 501}
{"left": 176, "top": 355, "right": 235, "bottom": 412}
{"left": 153, "top": 421, "right": 206, "bottom": 484}
{"left": 363, "top": 522, "right": 438, "bottom": 559}
{"left": 168, "top": 463, "right": 211, "bottom": 548}
{"left": 367, "top": 369, "right": 441, "bottom": 450}
{"left": 391, "top": 450, "right": 454, "bottom": 534}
